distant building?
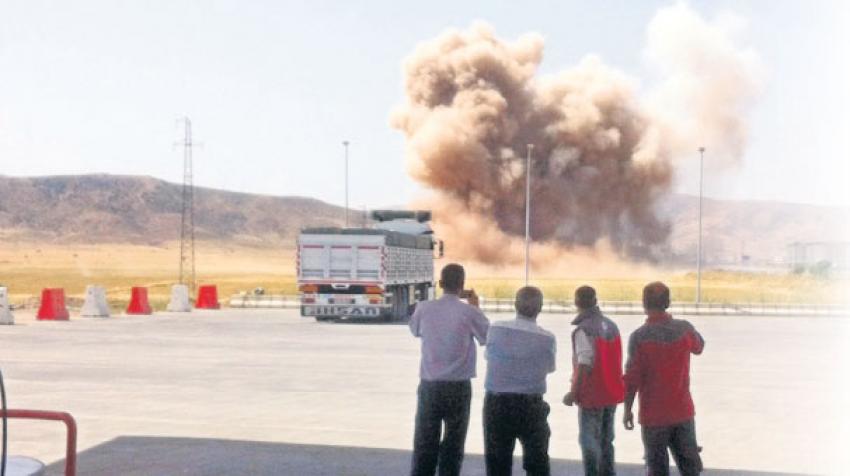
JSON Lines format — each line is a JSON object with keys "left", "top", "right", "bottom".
{"left": 787, "top": 241, "right": 850, "bottom": 271}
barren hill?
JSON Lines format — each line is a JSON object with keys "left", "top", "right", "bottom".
{"left": 0, "top": 174, "right": 349, "bottom": 246}
{"left": 659, "top": 195, "right": 849, "bottom": 265}
{"left": 0, "top": 174, "right": 846, "bottom": 266}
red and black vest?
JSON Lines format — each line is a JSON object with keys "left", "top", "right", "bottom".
{"left": 624, "top": 313, "right": 705, "bottom": 426}
{"left": 571, "top": 307, "right": 625, "bottom": 408}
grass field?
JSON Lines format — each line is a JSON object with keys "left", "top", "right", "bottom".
{"left": 0, "top": 241, "right": 298, "bottom": 310}
{"left": 1, "top": 241, "right": 847, "bottom": 309}
{"left": 466, "top": 271, "right": 849, "bottom": 304}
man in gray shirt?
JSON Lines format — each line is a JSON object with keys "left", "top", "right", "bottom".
{"left": 409, "top": 263, "right": 490, "bottom": 476}
{"left": 483, "top": 286, "right": 556, "bottom": 476}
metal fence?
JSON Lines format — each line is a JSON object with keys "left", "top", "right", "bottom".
{"left": 11, "top": 296, "right": 85, "bottom": 311}
{"left": 478, "top": 298, "right": 850, "bottom": 317}
{"left": 229, "top": 294, "right": 301, "bottom": 309}
{"left": 228, "top": 294, "right": 850, "bottom": 317}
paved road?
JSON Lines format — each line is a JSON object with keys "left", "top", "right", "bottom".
{"left": 1, "top": 309, "right": 847, "bottom": 475}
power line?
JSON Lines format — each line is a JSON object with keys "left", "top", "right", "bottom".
{"left": 178, "top": 117, "right": 196, "bottom": 296}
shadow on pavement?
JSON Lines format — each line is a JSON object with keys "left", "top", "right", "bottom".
{"left": 315, "top": 317, "right": 410, "bottom": 325}
{"left": 46, "top": 436, "right": 809, "bottom": 476}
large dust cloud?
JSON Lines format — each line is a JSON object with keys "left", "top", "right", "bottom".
{"left": 391, "top": 4, "right": 759, "bottom": 266}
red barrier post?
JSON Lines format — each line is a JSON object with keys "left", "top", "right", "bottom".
{"left": 36, "top": 288, "right": 70, "bottom": 321}
{"left": 196, "top": 285, "right": 220, "bottom": 309}
{"left": 0, "top": 409, "right": 77, "bottom": 476}
{"left": 126, "top": 286, "right": 152, "bottom": 315}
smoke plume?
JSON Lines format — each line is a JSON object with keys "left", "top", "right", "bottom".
{"left": 392, "top": 5, "right": 759, "bottom": 265}
{"left": 644, "top": 3, "right": 761, "bottom": 166}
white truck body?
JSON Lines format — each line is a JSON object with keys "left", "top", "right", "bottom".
{"left": 297, "top": 224, "right": 436, "bottom": 320}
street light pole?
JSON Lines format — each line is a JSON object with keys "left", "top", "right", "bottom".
{"left": 697, "top": 146, "right": 705, "bottom": 305}
{"left": 343, "top": 140, "right": 350, "bottom": 228}
{"left": 525, "top": 144, "right": 534, "bottom": 286}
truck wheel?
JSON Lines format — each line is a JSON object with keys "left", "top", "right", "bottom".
{"left": 392, "top": 285, "right": 402, "bottom": 321}
{"left": 389, "top": 285, "right": 409, "bottom": 321}
{"left": 416, "top": 284, "right": 430, "bottom": 302}
{"left": 398, "top": 286, "right": 410, "bottom": 320}
{"left": 384, "top": 286, "right": 397, "bottom": 322}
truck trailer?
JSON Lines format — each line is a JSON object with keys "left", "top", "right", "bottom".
{"left": 297, "top": 210, "right": 442, "bottom": 322}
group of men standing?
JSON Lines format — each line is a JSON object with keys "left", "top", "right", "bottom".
{"left": 409, "top": 263, "right": 705, "bottom": 476}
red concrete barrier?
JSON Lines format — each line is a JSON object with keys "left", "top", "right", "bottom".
{"left": 37, "top": 288, "right": 70, "bottom": 321}
{"left": 126, "top": 287, "right": 152, "bottom": 315}
{"left": 196, "top": 285, "right": 220, "bottom": 309}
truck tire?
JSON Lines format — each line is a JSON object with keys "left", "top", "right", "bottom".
{"left": 390, "top": 285, "right": 410, "bottom": 321}
{"left": 385, "top": 285, "right": 398, "bottom": 322}
{"left": 399, "top": 286, "right": 410, "bottom": 320}
{"left": 391, "top": 285, "right": 401, "bottom": 321}
{"left": 416, "top": 283, "right": 431, "bottom": 302}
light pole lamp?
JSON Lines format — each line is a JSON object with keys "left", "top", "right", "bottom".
{"left": 525, "top": 144, "right": 534, "bottom": 286}
{"left": 697, "top": 146, "right": 705, "bottom": 305}
{"left": 343, "top": 140, "right": 350, "bottom": 228}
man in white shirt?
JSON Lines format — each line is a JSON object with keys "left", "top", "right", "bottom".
{"left": 409, "top": 263, "right": 490, "bottom": 476}
{"left": 483, "top": 286, "right": 556, "bottom": 476}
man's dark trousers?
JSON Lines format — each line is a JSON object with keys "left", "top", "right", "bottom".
{"left": 578, "top": 406, "right": 617, "bottom": 476}
{"left": 641, "top": 419, "right": 702, "bottom": 476}
{"left": 483, "top": 392, "right": 551, "bottom": 476}
{"left": 411, "top": 380, "right": 472, "bottom": 476}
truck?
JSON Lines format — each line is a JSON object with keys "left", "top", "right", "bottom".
{"left": 297, "top": 210, "right": 443, "bottom": 322}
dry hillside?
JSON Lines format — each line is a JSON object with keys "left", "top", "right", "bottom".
{"left": 0, "top": 174, "right": 350, "bottom": 246}
{"left": 659, "top": 195, "right": 849, "bottom": 265}
{"left": 0, "top": 174, "right": 846, "bottom": 266}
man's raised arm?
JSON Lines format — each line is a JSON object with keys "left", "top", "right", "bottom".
{"left": 409, "top": 304, "right": 422, "bottom": 337}
{"left": 468, "top": 290, "right": 490, "bottom": 345}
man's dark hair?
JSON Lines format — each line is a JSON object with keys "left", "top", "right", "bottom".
{"left": 440, "top": 263, "right": 465, "bottom": 293}
{"left": 643, "top": 281, "right": 671, "bottom": 311}
{"left": 515, "top": 286, "right": 543, "bottom": 319}
{"left": 574, "top": 285, "right": 597, "bottom": 310}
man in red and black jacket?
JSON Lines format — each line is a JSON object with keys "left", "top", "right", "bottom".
{"left": 623, "top": 282, "right": 705, "bottom": 476}
{"left": 563, "top": 285, "right": 625, "bottom": 476}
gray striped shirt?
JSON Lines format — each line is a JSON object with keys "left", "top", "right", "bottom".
{"left": 484, "top": 316, "right": 557, "bottom": 395}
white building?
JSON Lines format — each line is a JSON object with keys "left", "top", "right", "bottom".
{"left": 787, "top": 241, "right": 850, "bottom": 271}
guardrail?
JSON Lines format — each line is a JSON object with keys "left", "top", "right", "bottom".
{"left": 0, "top": 409, "right": 77, "bottom": 476}
{"left": 478, "top": 299, "right": 850, "bottom": 317}
{"left": 228, "top": 294, "right": 850, "bottom": 317}
{"left": 229, "top": 294, "right": 301, "bottom": 309}
{"left": 10, "top": 297, "right": 84, "bottom": 311}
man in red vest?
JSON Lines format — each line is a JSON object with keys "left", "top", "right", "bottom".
{"left": 623, "top": 282, "right": 705, "bottom": 476}
{"left": 563, "top": 285, "right": 625, "bottom": 476}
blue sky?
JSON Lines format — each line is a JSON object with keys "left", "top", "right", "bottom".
{"left": 0, "top": 1, "right": 847, "bottom": 208}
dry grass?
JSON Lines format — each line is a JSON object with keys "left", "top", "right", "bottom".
{"left": 468, "top": 271, "right": 849, "bottom": 304}
{"left": 1, "top": 242, "right": 847, "bottom": 308}
{"left": 0, "top": 241, "right": 297, "bottom": 310}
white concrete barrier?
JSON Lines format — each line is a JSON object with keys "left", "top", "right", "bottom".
{"left": 0, "top": 286, "right": 14, "bottom": 325}
{"left": 80, "top": 285, "right": 111, "bottom": 318}
{"left": 167, "top": 284, "right": 192, "bottom": 312}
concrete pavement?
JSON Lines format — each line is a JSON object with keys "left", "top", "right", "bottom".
{"left": 1, "top": 309, "right": 847, "bottom": 475}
